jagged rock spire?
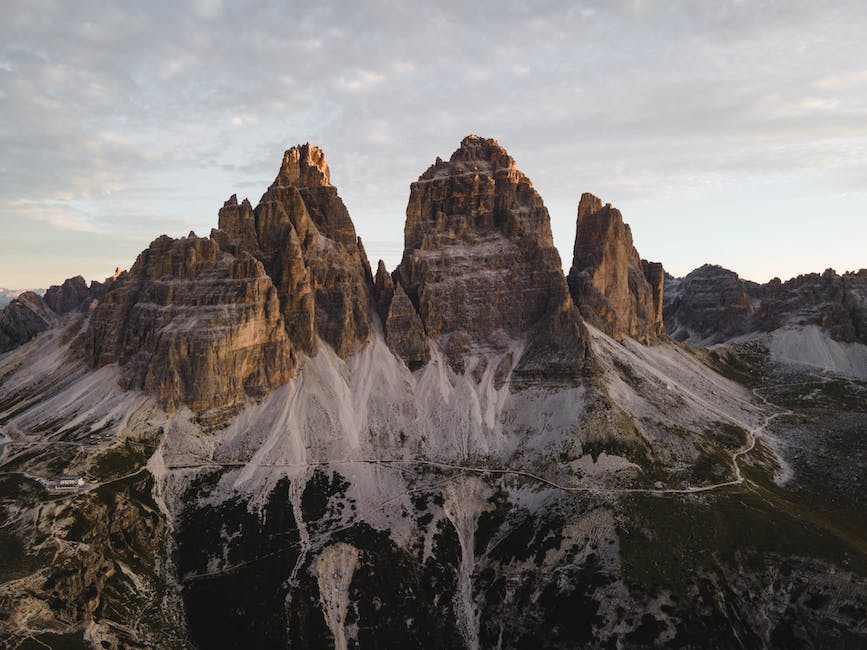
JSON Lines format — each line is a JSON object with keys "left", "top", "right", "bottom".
{"left": 392, "top": 135, "right": 588, "bottom": 384}
{"left": 272, "top": 143, "right": 331, "bottom": 189}
{"left": 568, "top": 192, "right": 665, "bottom": 343}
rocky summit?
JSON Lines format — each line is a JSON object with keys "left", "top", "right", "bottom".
{"left": 665, "top": 263, "right": 867, "bottom": 346}
{"left": 568, "top": 192, "right": 665, "bottom": 343}
{"left": 1, "top": 137, "right": 865, "bottom": 649}
{"left": 393, "top": 135, "right": 589, "bottom": 384}
{"left": 0, "top": 271, "right": 122, "bottom": 352}
{"left": 85, "top": 144, "right": 374, "bottom": 417}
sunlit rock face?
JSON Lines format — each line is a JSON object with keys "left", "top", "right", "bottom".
{"left": 83, "top": 144, "right": 375, "bottom": 416}
{"left": 85, "top": 234, "right": 295, "bottom": 414}
{"left": 392, "top": 135, "right": 589, "bottom": 384}
{"left": 567, "top": 193, "right": 665, "bottom": 344}
{"left": 214, "top": 143, "right": 374, "bottom": 358}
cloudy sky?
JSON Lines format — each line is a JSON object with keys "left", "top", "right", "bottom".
{"left": 1, "top": 0, "right": 866, "bottom": 289}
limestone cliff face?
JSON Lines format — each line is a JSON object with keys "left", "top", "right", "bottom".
{"left": 567, "top": 193, "right": 665, "bottom": 344}
{"left": 44, "top": 276, "right": 91, "bottom": 315}
{"left": 0, "top": 291, "right": 56, "bottom": 352}
{"left": 213, "top": 144, "right": 373, "bottom": 358}
{"left": 663, "top": 265, "right": 758, "bottom": 344}
{"left": 84, "top": 144, "right": 374, "bottom": 415}
{"left": 663, "top": 265, "right": 867, "bottom": 345}
{"left": 86, "top": 235, "right": 295, "bottom": 414}
{"left": 394, "top": 135, "right": 589, "bottom": 384}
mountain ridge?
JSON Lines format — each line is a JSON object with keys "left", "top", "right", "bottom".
{"left": 0, "top": 137, "right": 865, "bottom": 648}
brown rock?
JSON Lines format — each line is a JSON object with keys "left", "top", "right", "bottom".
{"left": 567, "top": 193, "right": 665, "bottom": 343}
{"left": 373, "top": 260, "right": 395, "bottom": 324}
{"left": 89, "top": 268, "right": 128, "bottom": 302}
{"left": 642, "top": 260, "right": 665, "bottom": 327}
{"left": 86, "top": 235, "right": 295, "bottom": 414}
{"left": 272, "top": 143, "right": 330, "bottom": 189}
{"left": 384, "top": 283, "right": 429, "bottom": 369}
{"left": 44, "top": 275, "right": 90, "bottom": 315}
{"left": 397, "top": 135, "right": 589, "bottom": 384}
{"left": 0, "top": 291, "right": 56, "bottom": 352}
{"left": 243, "top": 144, "right": 373, "bottom": 358}
{"left": 216, "top": 195, "right": 259, "bottom": 253}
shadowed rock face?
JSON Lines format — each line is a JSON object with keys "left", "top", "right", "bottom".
{"left": 663, "top": 264, "right": 760, "bottom": 344}
{"left": 86, "top": 235, "right": 295, "bottom": 414}
{"left": 0, "top": 272, "right": 125, "bottom": 352}
{"left": 393, "top": 135, "right": 589, "bottom": 384}
{"left": 44, "top": 276, "right": 90, "bottom": 315}
{"left": 567, "top": 193, "right": 665, "bottom": 344}
{"left": 664, "top": 265, "right": 867, "bottom": 345}
{"left": 0, "top": 291, "right": 56, "bottom": 352}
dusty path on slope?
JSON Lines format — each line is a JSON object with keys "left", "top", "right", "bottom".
{"left": 160, "top": 387, "right": 789, "bottom": 498}
{"left": 1, "top": 384, "right": 791, "bottom": 501}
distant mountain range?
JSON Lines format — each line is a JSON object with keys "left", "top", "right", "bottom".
{"left": 0, "top": 287, "right": 43, "bottom": 308}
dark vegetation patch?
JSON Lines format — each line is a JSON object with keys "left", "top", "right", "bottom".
{"left": 616, "top": 483, "right": 867, "bottom": 645}
{"left": 0, "top": 473, "right": 45, "bottom": 501}
{"left": 707, "top": 421, "right": 749, "bottom": 450}
{"left": 764, "top": 375, "right": 867, "bottom": 412}
{"left": 339, "top": 522, "right": 463, "bottom": 649}
{"left": 17, "top": 631, "right": 89, "bottom": 649}
{"left": 89, "top": 441, "right": 149, "bottom": 482}
{"left": 178, "top": 476, "right": 303, "bottom": 649}
{"left": 0, "top": 444, "right": 80, "bottom": 477}
{"left": 475, "top": 492, "right": 616, "bottom": 649}
{"left": 702, "top": 343, "right": 768, "bottom": 388}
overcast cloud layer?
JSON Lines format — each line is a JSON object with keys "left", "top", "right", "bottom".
{"left": 1, "top": 0, "right": 866, "bottom": 288}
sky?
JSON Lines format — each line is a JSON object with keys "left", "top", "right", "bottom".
{"left": 1, "top": 0, "right": 866, "bottom": 289}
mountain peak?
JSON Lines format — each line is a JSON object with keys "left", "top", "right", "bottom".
{"left": 272, "top": 142, "right": 331, "bottom": 189}
{"left": 568, "top": 193, "right": 665, "bottom": 343}
{"left": 418, "top": 134, "right": 520, "bottom": 183}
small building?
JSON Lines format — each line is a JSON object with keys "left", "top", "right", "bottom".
{"left": 57, "top": 475, "right": 85, "bottom": 490}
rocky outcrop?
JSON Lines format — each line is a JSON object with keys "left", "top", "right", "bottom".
{"left": 664, "top": 265, "right": 867, "bottom": 345}
{"left": 384, "top": 283, "right": 428, "bottom": 369}
{"left": 372, "top": 260, "right": 428, "bottom": 368}
{"left": 0, "top": 272, "right": 127, "bottom": 353}
{"left": 762, "top": 269, "right": 867, "bottom": 344}
{"left": 0, "top": 291, "right": 56, "bottom": 352}
{"left": 213, "top": 144, "right": 373, "bottom": 358}
{"left": 567, "top": 193, "right": 665, "bottom": 343}
{"left": 83, "top": 144, "right": 375, "bottom": 414}
{"left": 86, "top": 235, "right": 295, "bottom": 414}
{"left": 373, "top": 260, "right": 395, "bottom": 324}
{"left": 663, "top": 265, "right": 759, "bottom": 344}
{"left": 394, "top": 135, "right": 589, "bottom": 384}
{"left": 844, "top": 269, "right": 867, "bottom": 343}
{"left": 44, "top": 275, "right": 90, "bottom": 315}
